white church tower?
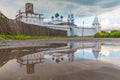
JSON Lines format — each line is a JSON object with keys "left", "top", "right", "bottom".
{"left": 92, "top": 16, "right": 101, "bottom": 33}
{"left": 68, "top": 14, "right": 74, "bottom": 24}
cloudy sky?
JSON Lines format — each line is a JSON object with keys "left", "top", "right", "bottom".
{"left": 0, "top": 0, "right": 120, "bottom": 30}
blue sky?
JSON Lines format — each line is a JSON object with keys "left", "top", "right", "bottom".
{"left": 0, "top": 0, "right": 120, "bottom": 30}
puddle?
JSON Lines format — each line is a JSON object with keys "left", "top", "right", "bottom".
{"left": 0, "top": 42, "right": 120, "bottom": 80}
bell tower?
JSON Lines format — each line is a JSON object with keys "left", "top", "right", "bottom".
{"left": 68, "top": 14, "right": 74, "bottom": 24}
{"left": 68, "top": 14, "right": 75, "bottom": 36}
{"left": 25, "top": 3, "right": 34, "bottom": 14}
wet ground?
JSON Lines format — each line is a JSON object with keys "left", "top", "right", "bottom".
{"left": 0, "top": 41, "right": 120, "bottom": 80}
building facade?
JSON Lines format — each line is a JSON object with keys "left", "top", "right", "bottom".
{"left": 15, "top": 2, "right": 101, "bottom": 36}
{"left": 45, "top": 14, "right": 101, "bottom": 36}
{"left": 16, "top": 3, "right": 44, "bottom": 25}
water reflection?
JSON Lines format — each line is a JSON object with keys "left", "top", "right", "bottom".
{"left": 17, "top": 53, "right": 44, "bottom": 74}
{"left": 52, "top": 53, "right": 64, "bottom": 63}
{"left": 0, "top": 42, "right": 120, "bottom": 75}
{"left": 92, "top": 42, "right": 101, "bottom": 60}
{"left": 16, "top": 42, "right": 101, "bottom": 74}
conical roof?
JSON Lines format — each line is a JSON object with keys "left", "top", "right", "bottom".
{"left": 92, "top": 16, "right": 100, "bottom": 25}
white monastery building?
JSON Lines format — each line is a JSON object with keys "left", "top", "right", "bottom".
{"left": 16, "top": 3, "right": 44, "bottom": 25}
{"left": 16, "top": 2, "right": 101, "bottom": 36}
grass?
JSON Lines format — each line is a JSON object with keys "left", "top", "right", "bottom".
{"left": 0, "top": 34, "right": 94, "bottom": 41}
{"left": 0, "top": 34, "right": 92, "bottom": 41}
{"left": 0, "top": 34, "right": 63, "bottom": 40}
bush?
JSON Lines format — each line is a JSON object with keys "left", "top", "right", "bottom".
{"left": 111, "top": 30, "right": 118, "bottom": 33}
{"left": 94, "top": 31, "right": 109, "bottom": 38}
{"left": 109, "top": 30, "right": 120, "bottom": 38}
{"left": 94, "top": 30, "right": 120, "bottom": 38}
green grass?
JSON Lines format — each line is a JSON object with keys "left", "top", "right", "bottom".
{"left": 0, "top": 34, "right": 93, "bottom": 41}
{"left": 0, "top": 34, "right": 63, "bottom": 40}
{"left": 0, "top": 34, "right": 77, "bottom": 41}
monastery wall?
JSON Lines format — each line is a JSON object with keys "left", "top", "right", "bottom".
{"left": 73, "top": 27, "right": 96, "bottom": 36}
{"left": 0, "top": 18, "right": 67, "bottom": 36}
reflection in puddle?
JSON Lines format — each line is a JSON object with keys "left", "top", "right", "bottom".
{"left": 0, "top": 42, "right": 120, "bottom": 80}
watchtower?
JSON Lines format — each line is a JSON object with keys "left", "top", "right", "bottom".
{"left": 92, "top": 16, "right": 101, "bottom": 33}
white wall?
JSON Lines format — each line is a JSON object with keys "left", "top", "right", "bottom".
{"left": 17, "top": 13, "right": 44, "bottom": 25}
{"left": 43, "top": 25, "right": 71, "bottom": 36}
{"left": 73, "top": 27, "right": 96, "bottom": 36}
{"left": 42, "top": 25, "right": 97, "bottom": 36}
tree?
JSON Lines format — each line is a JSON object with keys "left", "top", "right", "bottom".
{"left": 94, "top": 30, "right": 120, "bottom": 38}
{"left": 94, "top": 31, "right": 109, "bottom": 38}
{"left": 110, "top": 30, "right": 120, "bottom": 38}
{"left": 111, "top": 30, "right": 118, "bottom": 33}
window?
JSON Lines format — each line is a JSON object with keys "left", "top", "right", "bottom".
{"left": 29, "top": 20, "right": 31, "bottom": 23}
{"left": 33, "top": 20, "right": 35, "bottom": 23}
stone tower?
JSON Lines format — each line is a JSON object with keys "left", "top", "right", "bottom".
{"left": 92, "top": 16, "right": 101, "bottom": 33}
{"left": 25, "top": 3, "right": 34, "bottom": 14}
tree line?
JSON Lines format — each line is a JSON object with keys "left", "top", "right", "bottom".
{"left": 94, "top": 30, "right": 120, "bottom": 38}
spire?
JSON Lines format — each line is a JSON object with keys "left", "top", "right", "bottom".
{"left": 92, "top": 16, "right": 100, "bottom": 25}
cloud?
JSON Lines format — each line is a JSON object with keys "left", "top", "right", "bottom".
{"left": 58, "top": 0, "right": 120, "bottom": 8}
{"left": 100, "top": 45, "right": 120, "bottom": 56}
{"left": 100, "top": 7, "right": 120, "bottom": 30}
{"left": 56, "top": 0, "right": 120, "bottom": 16}
{"left": 0, "top": 0, "right": 120, "bottom": 18}
{"left": 0, "top": 0, "right": 120, "bottom": 30}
